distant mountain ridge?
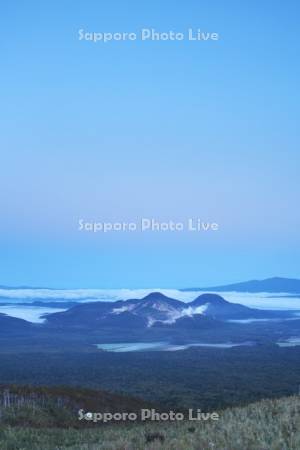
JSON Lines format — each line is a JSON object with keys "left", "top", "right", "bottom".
{"left": 182, "top": 277, "right": 300, "bottom": 293}
{"left": 45, "top": 291, "right": 295, "bottom": 331}
{"left": 2, "top": 276, "right": 300, "bottom": 294}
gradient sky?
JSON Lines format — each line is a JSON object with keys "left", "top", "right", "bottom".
{"left": 1, "top": 0, "right": 300, "bottom": 288}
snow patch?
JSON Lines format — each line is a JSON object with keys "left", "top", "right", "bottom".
{"left": 111, "top": 304, "right": 135, "bottom": 315}
{"left": 148, "top": 303, "right": 209, "bottom": 326}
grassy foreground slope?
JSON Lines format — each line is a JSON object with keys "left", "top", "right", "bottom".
{"left": 0, "top": 395, "right": 299, "bottom": 450}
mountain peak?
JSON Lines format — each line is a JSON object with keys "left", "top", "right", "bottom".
{"left": 191, "top": 293, "right": 228, "bottom": 306}
{"left": 142, "top": 292, "right": 172, "bottom": 302}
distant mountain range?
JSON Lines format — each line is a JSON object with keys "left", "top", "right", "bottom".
{"left": 182, "top": 277, "right": 300, "bottom": 293}
{"left": 45, "top": 292, "right": 294, "bottom": 331}
{"left": 1, "top": 277, "right": 300, "bottom": 294}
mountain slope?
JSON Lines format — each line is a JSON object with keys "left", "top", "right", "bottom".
{"left": 1, "top": 395, "right": 299, "bottom": 449}
{"left": 45, "top": 292, "right": 184, "bottom": 329}
{"left": 0, "top": 384, "right": 154, "bottom": 428}
{"left": 0, "top": 314, "right": 34, "bottom": 333}
{"left": 190, "top": 293, "right": 293, "bottom": 320}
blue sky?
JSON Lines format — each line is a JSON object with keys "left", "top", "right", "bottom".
{"left": 0, "top": 1, "right": 300, "bottom": 288}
